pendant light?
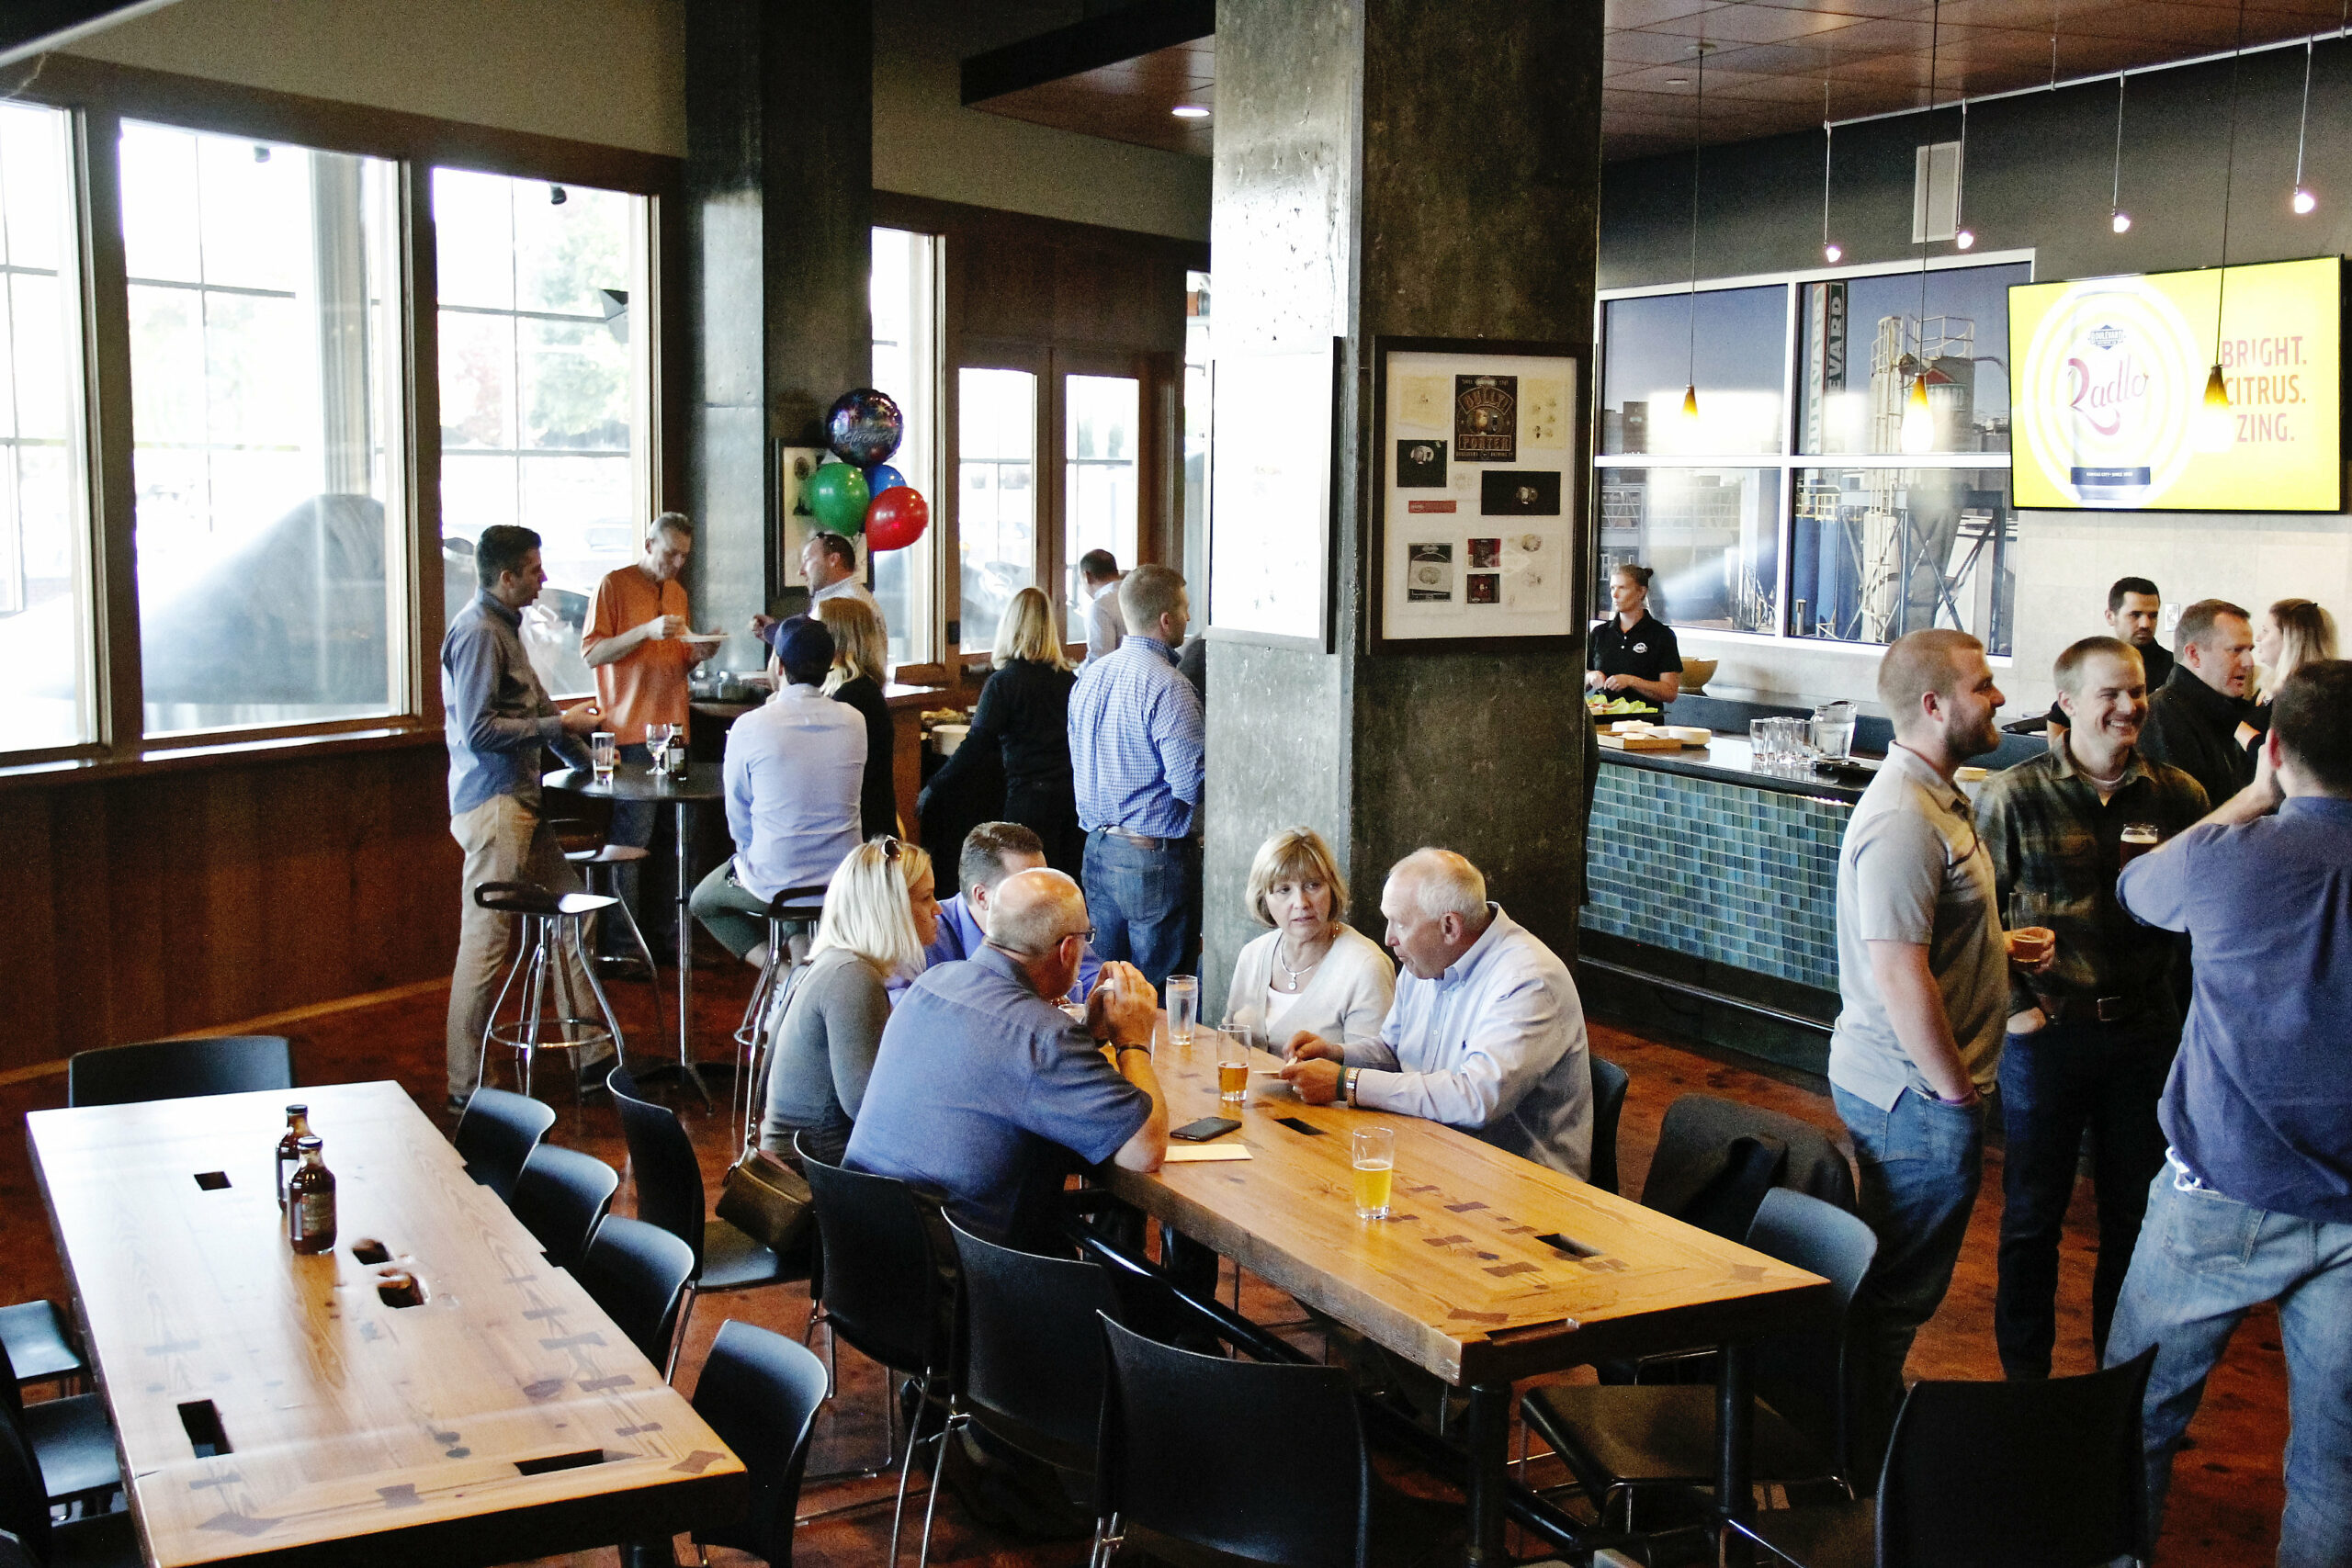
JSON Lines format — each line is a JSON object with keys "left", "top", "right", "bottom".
{"left": 1953, "top": 100, "right": 1975, "bottom": 249}
{"left": 1900, "top": 0, "right": 1942, "bottom": 457}
{"left": 2109, "top": 75, "right": 2132, "bottom": 233}
{"left": 1821, "top": 73, "right": 1842, "bottom": 264}
{"left": 1681, "top": 32, "right": 1708, "bottom": 429}
{"left": 2292, "top": 39, "right": 2317, "bottom": 213}
{"left": 2194, "top": 0, "right": 2250, "bottom": 455}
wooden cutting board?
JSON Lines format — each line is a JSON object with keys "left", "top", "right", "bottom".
{"left": 1599, "top": 732, "right": 1687, "bottom": 750}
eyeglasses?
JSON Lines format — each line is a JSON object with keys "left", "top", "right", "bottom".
{"left": 877, "top": 835, "right": 902, "bottom": 863}
{"left": 987, "top": 927, "right": 1094, "bottom": 961}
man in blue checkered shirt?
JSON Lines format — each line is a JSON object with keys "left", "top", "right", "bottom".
{"left": 1068, "top": 563, "right": 1204, "bottom": 989}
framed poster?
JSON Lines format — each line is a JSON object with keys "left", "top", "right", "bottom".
{"left": 1207, "top": 343, "right": 1339, "bottom": 649}
{"left": 1372, "top": 337, "right": 1586, "bottom": 653}
{"left": 777, "top": 445, "right": 868, "bottom": 587}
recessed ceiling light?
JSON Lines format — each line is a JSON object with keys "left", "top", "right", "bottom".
{"left": 1171, "top": 105, "right": 1210, "bottom": 119}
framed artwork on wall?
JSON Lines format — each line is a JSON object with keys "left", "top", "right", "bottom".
{"left": 777, "top": 445, "right": 868, "bottom": 587}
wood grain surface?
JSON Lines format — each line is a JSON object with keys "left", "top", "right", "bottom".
{"left": 28, "top": 1081, "right": 743, "bottom": 1568}
{"left": 1103, "top": 1030, "right": 1829, "bottom": 1386}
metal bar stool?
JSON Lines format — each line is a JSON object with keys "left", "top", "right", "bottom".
{"left": 731, "top": 883, "right": 828, "bottom": 1150}
{"left": 474, "top": 880, "right": 628, "bottom": 1111}
{"left": 549, "top": 818, "right": 680, "bottom": 1095}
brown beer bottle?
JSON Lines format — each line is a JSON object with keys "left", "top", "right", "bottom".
{"left": 287, "top": 1135, "right": 337, "bottom": 1255}
{"left": 275, "top": 1104, "right": 311, "bottom": 1211}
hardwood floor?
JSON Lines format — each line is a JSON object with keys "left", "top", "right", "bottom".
{"left": 0, "top": 961, "right": 2289, "bottom": 1566}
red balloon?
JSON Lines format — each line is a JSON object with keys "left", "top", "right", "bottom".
{"left": 865, "top": 485, "right": 929, "bottom": 551}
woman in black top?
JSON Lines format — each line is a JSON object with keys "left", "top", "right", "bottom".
{"left": 814, "top": 597, "right": 899, "bottom": 838}
{"left": 1586, "top": 562, "right": 1683, "bottom": 706}
{"left": 921, "top": 586, "right": 1083, "bottom": 875}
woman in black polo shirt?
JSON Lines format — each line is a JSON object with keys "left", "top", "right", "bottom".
{"left": 1586, "top": 562, "right": 1683, "bottom": 706}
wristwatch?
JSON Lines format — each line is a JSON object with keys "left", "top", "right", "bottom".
{"left": 1341, "top": 1066, "right": 1359, "bottom": 1106}
{"left": 1114, "top": 1039, "right": 1152, "bottom": 1058}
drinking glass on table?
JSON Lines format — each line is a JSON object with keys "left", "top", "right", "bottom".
{"left": 644, "top": 723, "right": 674, "bottom": 773}
{"left": 591, "top": 731, "right": 616, "bottom": 785}
{"left": 1351, "top": 1126, "right": 1395, "bottom": 1220}
{"left": 1749, "top": 718, "right": 1774, "bottom": 762}
{"left": 1166, "top": 974, "right": 1199, "bottom": 1046}
{"left": 2119, "top": 822, "right": 2162, "bottom": 868}
{"left": 1216, "top": 1027, "right": 1249, "bottom": 1102}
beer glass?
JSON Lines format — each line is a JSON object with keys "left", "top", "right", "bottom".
{"left": 1216, "top": 1029, "right": 1249, "bottom": 1101}
{"left": 1351, "top": 1126, "right": 1395, "bottom": 1220}
{"left": 591, "top": 731, "right": 616, "bottom": 785}
{"left": 2119, "top": 823, "right": 2161, "bottom": 867}
{"left": 1166, "top": 974, "right": 1199, "bottom": 1047}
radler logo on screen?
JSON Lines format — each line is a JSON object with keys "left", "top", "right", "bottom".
{"left": 2009, "top": 256, "right": 2341, "bottom": 512}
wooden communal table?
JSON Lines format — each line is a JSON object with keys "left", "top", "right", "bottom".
{"left": 1101, "top": 1030, "right": 1830, "bottom": 1567}
{"left": 27, "top": 1081, "right": 745, "bottom": 1568}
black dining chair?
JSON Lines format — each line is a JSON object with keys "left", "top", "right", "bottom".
{"left": 606, "top": 1065, "right": 797, "bottom": 1376}
{"left": 0, "top": 1528, "right": 34, "bottom": 1568}
{"left": 1738, "top": 1347, "right": 2158, "bottom": 1568}
{"left": 798, "top": 1149, "right": 959, "bottom": 1568}
{"left": 575, "top": 1215, "right": 697, "bottom": 1371}
{"left": 0, "top": 1302, "right": 83, "bottom": 1393}
{"left": 1589, "top": 1054, "right": 1632, "bottom": 1195}
{"left": 64, "top": 1035, "right": 292, "bottom": 1108}
{"left": 1092, "top": 1314, "right": 1455, "bottom": 1568}
{"left": 1521, "top": 1188, "right": 1879, "bottom": 1530}
{"left": 685, "top": 1320, "right": 831, "bottom": 1567}
{"left": 508, "top": 1144, "right": 619, "bottom": 1271}
{"left": 0, "top": 1395, "right": 135, "bottom": 1568}
{"left": 947, "top": 1215, "right": 1123, "bottom": 1476}
{"left": 1642, "top": 1093, "right": 1857, "bottom": 1236}
{"left": 0, "top": 1339, "right": 115, "bottom": 1511}
{"left": 451, "top": 1086, "right": 558, "bottom": 1204}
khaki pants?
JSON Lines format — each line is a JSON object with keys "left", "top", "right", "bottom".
{"left": 446, "top": 793, "right": 600, "bottom": 1102}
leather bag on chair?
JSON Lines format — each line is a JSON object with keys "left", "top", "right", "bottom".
{"left": 716, "top": 964, "right": 816, "bottom": 1255}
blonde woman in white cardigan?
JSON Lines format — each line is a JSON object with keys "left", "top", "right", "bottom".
{"left": 1224, "top": 827, "right": 1394, "bottom": 1053}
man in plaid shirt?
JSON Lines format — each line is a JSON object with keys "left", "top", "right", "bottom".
{"left": 1975, "top": 634, "right": 2208, "bottom": 1379}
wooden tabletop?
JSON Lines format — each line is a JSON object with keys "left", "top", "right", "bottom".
{"left": 27, "top": 1082, "right": 744, "bottom": 1568}
{"left": 1102, "top": 1032, "right": 1830, "bottom": 1387}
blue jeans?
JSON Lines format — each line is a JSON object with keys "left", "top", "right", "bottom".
{"left": 1995, "top": 1019, "right": 2176, "bottom": 1378}
{"left": 1834, "top": 1083, "right": 1988, "bottom": 1484}
{"left": 2107, "top": 1170, "right": 2352, "bottom": 1567}
{"left": 1080, "top": 829, "right": 1200, "bottom": 992}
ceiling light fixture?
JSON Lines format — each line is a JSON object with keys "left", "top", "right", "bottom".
{"left": 1902, "top": 0, "right": 1943, "bottom": 457}
{"left": 2195, "top": 0, "right": 2251, "bottom": 455}
{"left": 1821, "top": 73, "right": 1842, "bottom": 264}
{"left": 2290, "top": 20, "right": 2326, "bottom": 215}
{"left": 1681, "top": 33, "right": 1709, "bottom": 428}
{"left": 2109, "top": 75, "right": 2132, "bottom": 233}
{"left": 1953, "top": 99, "right": 1975, "bottom": 249}
{"left": 1170, "top": 105, "right": 1210, "bottom": 119}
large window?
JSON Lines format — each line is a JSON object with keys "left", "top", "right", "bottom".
{"left": 870, "top": 227, "right": 939, "bottom": 669}
{"left": 0, "top": 104, "right": 92, "bottom": 753}
{"left": 122, "top": 122, "right": 405, "bottom": 735}
{"left": 958, "top": 367, "right": 1036, "bottom": 654}
{"left": 435, "top": 168, "right": 650, "bottom": 698}
{"left": 1063, "top": 373, "right": 1139, "bottom": 627}
{"left": 1596, "top": 258, "right": 2026, "bottom": 653}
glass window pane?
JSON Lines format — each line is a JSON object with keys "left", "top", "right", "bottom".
{"left": 958, "top": 367, "right": 1035, "bottom": 654}
{"left": 434, "top": 168, "right": 648, "bottom": 699}
{"left": 869, "top": 227, "right": 938, "bottom": 669}
{"left": 125, "top": 125, "right": 403, "bottom": 737}
{"left": 1601, "top": 285, "right": 1787, "bottom": 456}
{"left": 0, "top": 103, "right": 93, "bottom": 752}
{"left": 1798, "top": 263, "right": 2028, "bottom": 455}
{"left": 1789, "top": 465, "right": 2014, "bottom": 653}
{"left": 1064, "top": 373, "right": 1138, "bottom": 633}
{"left": 1183, "top": 271, "right": 1210, "bottom": 591}
{"left": 1596, "top": 468, "right": 1781, "bottom": 635}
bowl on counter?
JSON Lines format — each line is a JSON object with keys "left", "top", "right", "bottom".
{"left": 1680, "top": 657, "right": 1717, "bottom": 693}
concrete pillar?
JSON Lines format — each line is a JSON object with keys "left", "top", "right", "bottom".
{"left": 1203, "top": 1, "right": 1603, "bottom": 1013}
{"left": 684, "top": 0, "right": 875, "bottom": 670}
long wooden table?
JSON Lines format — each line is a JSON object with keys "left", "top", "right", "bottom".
{"left": 1101, "top": 1030, "right": 1830, "bottom": 1566}
{"left": 27, "top": 1081, "right": 745, "bottom": 1568}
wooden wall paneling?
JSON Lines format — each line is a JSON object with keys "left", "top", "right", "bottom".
{"left": 0, "top": 795, "right": 61, "bottom": 1072}
{"left": 48, "top": 786, "right": 115, "bottom": 1060}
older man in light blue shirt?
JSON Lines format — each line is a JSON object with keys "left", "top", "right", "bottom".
{"left": 1283, "top": 848, "right": 1591, "bottom": 1179}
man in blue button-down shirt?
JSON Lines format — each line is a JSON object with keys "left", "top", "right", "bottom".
{"left": 1068, "top": 564, "right": 1204, "bottom": 988}
{"left": 441, "top": 525, "right": 602, "bottom": 1109}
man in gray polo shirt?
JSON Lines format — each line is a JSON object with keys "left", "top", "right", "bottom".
{"left": 1831, "top": 627, "right": 2014, "bottom": 1476}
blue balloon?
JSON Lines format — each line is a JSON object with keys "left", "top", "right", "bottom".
{"left": 865, "top": 463, "right": 907, "bottom": 497}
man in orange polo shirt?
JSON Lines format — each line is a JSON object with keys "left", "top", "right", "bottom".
{"left": 582, "top": 511, "right": 703, "bottom": 942}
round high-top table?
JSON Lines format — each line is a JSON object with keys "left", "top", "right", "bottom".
{"left": 547, "top": 762, "right": 725, "bottom": 1107}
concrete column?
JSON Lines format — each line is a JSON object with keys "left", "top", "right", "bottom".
{"left": 1203, "top": 0, "right": 1603, "bottom": 1013}
{"left": 684, "top": 0, "right": 874, "bottom": 671}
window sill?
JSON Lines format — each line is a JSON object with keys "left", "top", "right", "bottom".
{"left": 0, "top": 723, "right": 445, "bottom": 794}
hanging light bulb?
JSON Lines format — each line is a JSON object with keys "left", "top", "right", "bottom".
{"left": 1682, "top": 383, "right": 1701, "bottom": 423}
{"left": 1954, "top": 228, "right": 1976, "bottom": 250}
{"left": 2290, "top": 37, "right": 2318, "bottom": 216}
{"left": 1824, "top": 242, "right": 1843, "bottom": 264}
{"left": 1819, "top": 84, "right": 1842, "bottom": 267}
{"left": 1901, "top": 372, "right": 1935, "bottom": 455}
{"left": 2111, "top": 209, "right": 2132, "bottom": 233}
{"left": 2195, "top": 0, "right": 2250, "bottom": 457}
{"left": 1951, "top": 101, "right": 1975, "bottom": 252}
{"left": 2194, "top": 363, "right": 2233, "bottom": 452}
{"left": 2294, "top": 186, "right": 2317, "bottom": 215}
{"left": 2108, "top": 75, "right": 2131, "bottom": 237}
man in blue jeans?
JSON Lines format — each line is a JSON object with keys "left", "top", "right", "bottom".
{"left": 1828, "top": 629, "right": 2013, "bottom": 1480}
{"left": 2106, "top": 660, "right": 2352, "bottom": 1567}
{"left": 1067, "top": 563, "right": 1204, "bottom": 989}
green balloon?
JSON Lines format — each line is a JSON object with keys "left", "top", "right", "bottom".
{"left": 807, "top": 462, "right": 871, "bottom": 532}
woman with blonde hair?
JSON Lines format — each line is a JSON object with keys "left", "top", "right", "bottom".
{"left": 758, "top": 835, "right": 941, "bottom": 1164}
{"left": 2241, "top": 597, "right": 2338, "bottom": 750}
{"left": 1223, "top": 827, "right": 1393, "bottom": 1053}
{"left": 813, "top": 596, "right": 897, "bottom": 837}
{"left": 918, "top": 585, "right": 1084, "bottom": 874}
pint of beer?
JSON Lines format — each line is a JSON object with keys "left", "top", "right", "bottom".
{"left": 2119, "top": 822, "right": 2161, "bottom": 867}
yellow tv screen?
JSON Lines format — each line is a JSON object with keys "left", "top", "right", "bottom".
{"left": 2008, "top": 256, "right": 2342, "bottom": 512}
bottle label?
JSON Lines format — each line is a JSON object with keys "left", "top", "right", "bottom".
{"left": 293, "top": 1190, "right": 335, "bottom": 1245}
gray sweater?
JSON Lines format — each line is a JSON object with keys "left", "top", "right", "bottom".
{"left": 758, "top": 946, "right": 893, "bottom": 1164}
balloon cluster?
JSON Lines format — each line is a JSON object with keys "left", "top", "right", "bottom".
{"left": 803, "top": 389, "right": 931, "bottom": 552}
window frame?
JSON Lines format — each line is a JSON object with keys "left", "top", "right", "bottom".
{"left": 1594, "top": 245, "right": 2033, "bottom": 660}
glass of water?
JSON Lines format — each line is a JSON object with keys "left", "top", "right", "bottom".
{"left": 1165, "top": 974, "right": 1199, "bottom": 1047}
{"left": 1749, "top": 718, "right": 1775, "bottom": 762}
{"left": 592, "top": 731, "right": 616, "bottom": 785}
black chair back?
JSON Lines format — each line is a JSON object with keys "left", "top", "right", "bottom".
{"left": 1744, "top": 1188, "right": 1878, "bottom": 1480}
{"left": 691, "top": 1320, "right": 830, "bottom": 1564}
{"left": 1643, "top": 1092, "right": 1856, "bottom": 1240}
{"left": 0, "top": 1529, "right": 32, "bottom": 1568}
{"left": 576, "top": 1215, "right": 696, "bottom": 1369}
{"left": 798, "top": 1151, "right": 949, "bottom": 1376}
{"left": 509, "top": 1144, "right": 619, "bottom": 1270}
{"left": 0, "top": 1404, "right": 45, "bottom": 1561}
{"left": 1876, "top": 1347, "right": 2155, "bottom": 1568}
{"left": 607, "top": 1065, "right": 708, "bottom": 1266}
{"left": 948, "top": 1217, "right": 1121, "bottom": 1471}
{"left": 1097, "top": 1314, "right": 1368, "bottom": 1568}
{"left": 452, "top": 1087, "right": 558, "bottom": 1204}
{"left": 66, "top": 1035, "right": 293, "bottom": 1108}
{"left": 1589, "top": 1055, "right": 1631, "bottom": 1194}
